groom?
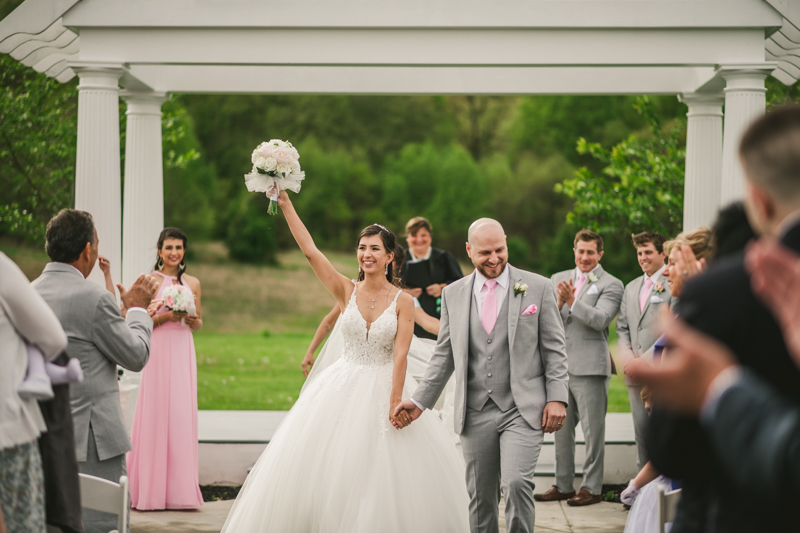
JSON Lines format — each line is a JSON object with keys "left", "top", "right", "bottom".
{"left": 394, "top": 218, "right": 569, "bottom": 533}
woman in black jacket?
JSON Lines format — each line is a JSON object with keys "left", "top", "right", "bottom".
{"left": 400, "top": 217, "right": 463, "bottom": 340}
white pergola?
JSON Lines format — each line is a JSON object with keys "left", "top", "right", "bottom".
{"left": 2, "top": 0, "right": 799, "bottom": 288}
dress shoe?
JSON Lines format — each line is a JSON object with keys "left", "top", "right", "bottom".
{"left": 533, "top": 486, "right": 576, "bottom": 502}
{"left": 567, "top": 489, "right": 602, "bottom": 506}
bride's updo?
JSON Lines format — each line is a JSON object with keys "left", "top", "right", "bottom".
{"left": 356, "top": 224, "right": 399, "bottom": 286}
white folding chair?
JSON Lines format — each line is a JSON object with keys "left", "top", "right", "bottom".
{"left": 79, "top": 473, "right": 129, "bottom": 533}
{"left": 657, "top": 484, "right": 682, "bottom": 533}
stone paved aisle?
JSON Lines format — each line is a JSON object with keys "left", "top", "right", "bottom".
{"left": 131, "top": 499, "right": 627, "bottom": 532}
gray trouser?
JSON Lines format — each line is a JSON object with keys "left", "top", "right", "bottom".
{"left": 555, "top": 374, "right": 609, "bottom": 495}
{"left": 77, "top": 426, "right": 130, "bottom": 533}
{"left": 627, "top": 384, "right": 649, "bottom": 471}
{"left": 461, "top": 400, "right": 544, "bottom": 533}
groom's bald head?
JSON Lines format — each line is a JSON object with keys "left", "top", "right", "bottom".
{"left": 467, "top": 218, "right": 508, "bottom": 279}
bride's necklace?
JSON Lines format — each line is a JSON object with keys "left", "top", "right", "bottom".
{"left": 364, "top": 283, "right": 389, "bottom": 309}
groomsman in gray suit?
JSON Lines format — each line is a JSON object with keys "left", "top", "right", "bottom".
{"left": 535, "top": 230, "right": 623, "bottom": 506}
{"left": 615, "top": 231, "right": 674, "bottom": 471}
{"left": 32, "top": 209, "right": 158, "bottom": 533}
{"left": 394, "top": 218, "right": 569, "bottom": 533}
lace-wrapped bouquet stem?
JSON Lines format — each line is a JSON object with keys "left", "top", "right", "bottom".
{"left": 244, "top": 139, "right": 305, "bottom": 215}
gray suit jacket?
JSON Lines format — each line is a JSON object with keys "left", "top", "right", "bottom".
{"left": 413, "top": 264, "right": 569, "bottom": 434}
{"left": 32, "top": 263, "right": 153, "bottom": 461}
{"left": 616, "top": 270, "right": 675, "bottom": 385}
{"left": 551, "top": 265, "right": 623, "bottom": 377}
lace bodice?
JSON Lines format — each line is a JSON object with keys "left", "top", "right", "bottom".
{"left": 339, "top": 284, "right": 400, "bottom": 367}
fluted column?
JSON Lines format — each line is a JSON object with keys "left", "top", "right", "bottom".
{"left": 121, "top": 91, "right": 167, "bottom": 288}
{"left": 70, "top": 62, "right": 126, "bottom": 289}
{"left": 718, "top": 65, "right": 774, "bottom": 206}
{"left": 679, "top": 93, "right": 724, "bottom": 230}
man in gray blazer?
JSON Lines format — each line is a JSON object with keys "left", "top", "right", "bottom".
{"left": 32, "top": 209, "right": 158, "bottom": 533}
{"left": 394, "top": 218, "right": 569, "bottom": 533}
{"left": 535, "top": 230, "right": 623, "bottom": 506}
{"left": 615, "top": 231, "right": 673, "bottom": 471}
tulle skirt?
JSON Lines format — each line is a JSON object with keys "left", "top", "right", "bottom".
{"left": 221, "top": 356, "right": 469, "bottom": 532}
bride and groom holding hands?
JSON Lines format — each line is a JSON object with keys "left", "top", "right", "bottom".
{"left": 222, "top": 187, "right": 569, "bottom": 533}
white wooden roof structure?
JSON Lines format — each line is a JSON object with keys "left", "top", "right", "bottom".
{"left": 0, "top": 0, "right": 798, "bottom": 288}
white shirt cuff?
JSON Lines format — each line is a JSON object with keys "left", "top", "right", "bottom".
{"left": 410, "top": 398, "right": 426, "bottom": 412}
{"left": 700, "top": 366, "right": 743, "bottom": 424}
{"left": 126, "top": 307, "right": 149, "bottom": 317}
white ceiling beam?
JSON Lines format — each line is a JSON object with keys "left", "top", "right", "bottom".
{"left": 78, "top": 28, "right": 766, "bottom": 67}
{"left": 126, "top": 65, "right": 717, "bottom": 95}
{"left": 63, "top": 0, "right": 782, "bottom": 30}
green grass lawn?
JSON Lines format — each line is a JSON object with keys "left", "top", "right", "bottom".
{"left": 2, "top": 239, "right": 632, "bottom": 413}
{"left": 196, "top": 331, "right": 633, "bottom": 413}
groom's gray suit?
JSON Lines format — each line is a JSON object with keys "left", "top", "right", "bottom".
{"left": 413, "top": 264, "right": 569, "bottom": 533}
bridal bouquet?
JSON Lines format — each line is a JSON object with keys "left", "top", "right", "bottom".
{"left": 162, "top": 284, "right": 196, "bottom": 326}
{"left": 244, "top": 139, "right": 305, "bottom": 215}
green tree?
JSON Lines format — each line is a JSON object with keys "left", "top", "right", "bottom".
{"left": 0, "top": 54, "right": 77, "bottom": 242}
{"left": 555, "top": 96, "right": 686, "bottom": 238}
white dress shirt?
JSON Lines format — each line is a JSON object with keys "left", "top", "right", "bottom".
{"left": 408, "top": 247, "right": 433, "bottom": 263}
{"left": 472, "top": 265, "right": 510, "bottom": 320}
{"left": 639, "top": 265, "right": 666, "bottom": 300}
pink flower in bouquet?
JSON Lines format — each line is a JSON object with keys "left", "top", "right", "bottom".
{"left": 165, "top": 295, "right": 175, "bottom": 308}
{"left": 273, "top": 147, "right": 294, "bottom": 165}
{"left": 258, "top": 145, "right": 273, "bottom": 159}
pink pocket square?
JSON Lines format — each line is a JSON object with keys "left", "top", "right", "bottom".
{"left": 522, "top": 304, "right": 538, "bottom": 316}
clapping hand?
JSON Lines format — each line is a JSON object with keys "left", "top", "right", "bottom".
{"left": 556, "top": 279, "right": 575, "bottom": 308}
{"left": 146, "top": 299, "right": 164, "bottom": 317}
{"left": 669, "top": 244, "right": 706, "bottom": 296}
{"left": 426, "top": 283, "right": 444, "bottom": 298}
{"left": 119, "top": 274, "right": 160, "bottom": 312}
{"left": 391, "top": 399, "right": 423, "bottom": 429}
{"left": 404, "top": 287, "right": 423, "bottom": 298}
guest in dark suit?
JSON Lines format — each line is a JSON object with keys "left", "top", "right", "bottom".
{"left": 645, "top": 105, "right": 800, "bottom": 533}
{"left": 33, "top": 209, "right": 158, "bottom": 533}
{"left": 400, "top": 217, "right": 463, "bottom": 340}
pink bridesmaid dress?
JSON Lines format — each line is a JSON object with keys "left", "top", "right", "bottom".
{"left": 128, "top": 271, "right": 203, "bottom": 510}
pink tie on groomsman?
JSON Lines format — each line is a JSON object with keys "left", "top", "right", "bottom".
{"left": 481, "top": 279, "right": 498, "bottom": 334}
{"left": 573, "top": 272, "right": 586, "bottom": 297}
{"left": 639, "top": 278, "right": 653, "bottom": 313}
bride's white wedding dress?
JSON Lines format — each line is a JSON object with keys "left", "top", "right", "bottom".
{"left": 221, "top": 286, "right": 469, "bottom": 532}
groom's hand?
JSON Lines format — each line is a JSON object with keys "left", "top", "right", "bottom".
{"left": 542, "top": 401, "right": 567, "bottom": 433}
{"left": 391, "top": 399, "right": 422, "bottom": 429}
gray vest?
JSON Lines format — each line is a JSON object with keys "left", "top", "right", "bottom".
{"left": 467, "top": 290, "right": 515, "bottom": 412}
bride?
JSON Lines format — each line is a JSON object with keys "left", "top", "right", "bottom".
{"left": 221, "top": 189, "right": 469, "bottom": 532}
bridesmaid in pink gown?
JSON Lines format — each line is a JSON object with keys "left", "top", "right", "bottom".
{"left": 128, "top": 227, "right": 204, "bottom": 510}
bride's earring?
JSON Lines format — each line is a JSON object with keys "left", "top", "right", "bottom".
{"left": 385, "top": 263, "right": 389, "bottom": 275}
{"left": 157, "top": 257, "right": 164, "bottom": 270}
{"left": 358, "top": 265, "right": 363, "bottom": 273}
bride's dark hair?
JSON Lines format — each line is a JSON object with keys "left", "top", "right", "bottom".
{"left": 356, "top": 224, "right": 399, "bottom": 286}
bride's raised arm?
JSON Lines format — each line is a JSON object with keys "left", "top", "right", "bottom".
{"left": 273, "top": 189, "right": 352, "bottom": 309}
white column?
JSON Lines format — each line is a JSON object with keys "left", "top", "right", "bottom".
{"left": 121, "top": 91, "right": 168, "bottom": 288}
{"left": 678, "top": 93, "right": 724, "bottom": 230}
{"left": 70, "top": 63, "right": 126, "bottom": 289}
{"left": 718, "top": 65, "right": 774, "bottom": 206}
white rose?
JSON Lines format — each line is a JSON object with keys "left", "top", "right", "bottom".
{"left": 251, "top": 149, "right": 260, "bottom": 164}
{"left": 263, "top": 157, "right": 278, "bottom": 172}
{"left": 276, "top": 163, "right": 292, "bottom": 176}
{"left": 273, "top": 148, "right": 294, "bottom": 164}
{"left": 290, "top": 160, "right": 301, "bottom": 173}
{"left": 254, "top": 156, "right": 267, "bottom": 169}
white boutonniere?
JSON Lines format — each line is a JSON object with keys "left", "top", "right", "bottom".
{"left": 513, "top": 283, "right": 528, "bottom": 297}
{"left": 588, "top": 272, "right": 600, "bottom": 284}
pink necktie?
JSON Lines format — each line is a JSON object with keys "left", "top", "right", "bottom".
{"left": 573, "top": 273, "right": 586, "bottom": 297}
{"left": 481, "top": 279, "right": 498, "bottom": 334}
{"left": 640, "top": 278, "right": 653, "bottom": 313}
